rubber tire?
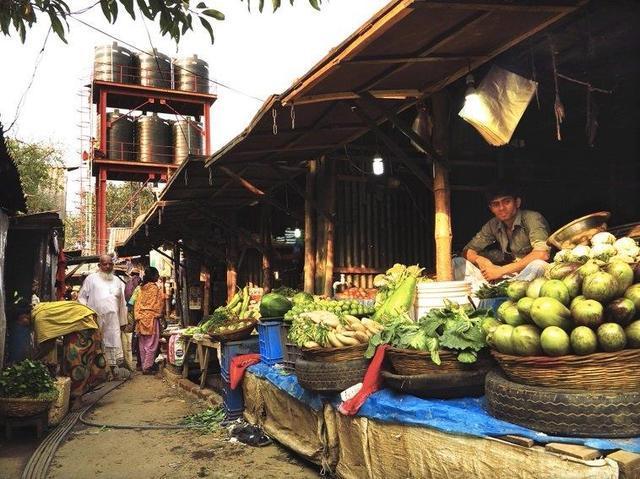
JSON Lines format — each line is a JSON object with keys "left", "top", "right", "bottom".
{"left": 295, "top": 358, "right": 369, "bottom": 392}
{"left": 381, "top": 369, "right": 486, "bottom": 399}
{"left": 485, "top": 370, "right": 640, "bottom": 438}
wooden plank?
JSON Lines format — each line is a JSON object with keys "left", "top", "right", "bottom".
{"left": 544, "top": 443, "right": 601, "bottom": 461}
{"left": 500, "top": 435, "right": 535, "bottom": 448}
{"left": 606, "top": 450, "right": 640, "bottom": 479}
{"left": 346, "top": 54, "right": 487, "bottom": 65}
{"left": 218, "top": 166, "right": 265, "bottom": 196}
{"left": 289, "top": 89, "right": 421, "bottom": 106}
{"left": 419, "top": 2, "right": 580, "bottom": 13}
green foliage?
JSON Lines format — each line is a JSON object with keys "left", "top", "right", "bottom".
{"left": 1, "top": 1, "right": 322, "bottom": 45}
{"left": 365, "top": 302, "right": 493, "bottom": 365}
{"left": 7, "top": 138, "right": 64, "bottom": 214}
{"left": 182, "top": 406, "right": 226, "bottom": 433}
{"left": 105, "top": 182, "right": 155, "bottom": 228}
{"left": 476, "top": 280, "right": 511, "bottom": 299}
{"left": 0, "top": 359, "right": 57, "bottom": 399}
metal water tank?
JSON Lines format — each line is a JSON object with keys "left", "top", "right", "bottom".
{"left": 173, "top": 120, "right": 203, "bottom": 164}
{"left": 94, "top": 42, "right": 136, "bottom": 83}
{"left": 136, "top": 49, "right": 172, "bottom": 89}
{"left": 136, "top": 114, "right": 172, "bottom": 164}
{"left": 174, "top": 55, "right": 209, "bottom": 93}
{"left": 98, "top": 110, "right": 136, "bottom": 161}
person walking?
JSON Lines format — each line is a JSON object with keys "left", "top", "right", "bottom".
{"left": 78, "top": 254, "right": 127, "bottom": 379}
{"left": 134, "top": 267, "right": 164, "bottom": 375}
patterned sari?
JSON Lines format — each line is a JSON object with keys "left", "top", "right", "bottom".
{"left": 62, "top": 329, "right": 107, "bottom": 398}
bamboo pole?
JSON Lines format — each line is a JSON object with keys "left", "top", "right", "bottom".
{"left": 226, "top": 229, "right": 239, "bottom": 302}
{"left": 431, "top": 91, "right": 453, "bottom": 281}
{"left": 261, "top": 204, "right": 273, "bottom": 293}
{"left": 323, "top": 159, "right": 337, "bottom": 296}
{"left": 315, "top": 157, "right": 328, "bottom": 293}
{"left": 304, "top": 160, "right": 317, "bottom": 293}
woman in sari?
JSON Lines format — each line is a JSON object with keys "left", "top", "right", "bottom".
{"left": 134, "top": 267, "right": 164, "bottom": 374}
{"left": 31, "top": 301, "right": 107, "bottom": 397}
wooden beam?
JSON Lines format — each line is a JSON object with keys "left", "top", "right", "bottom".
{"left": 209, "top": 166, "right": 249, "bottom": 199}
{"left": 418, "top": 2, "right": 580, "bottom": 13}
{"left": 218, "top": 165, "right": 265, "bottom": 196}
{"left": 232, "top": 143, "right": 345, "bottom": 156}
{"left": 323, "top": 159, "right": 337, "bottom": 297}
{"left": 358, "top": 91, "right": 444, "bottom": 168}
{"left": 350, "top": 103, "right": 433, "bottom": 192}
{"left": 345, "top": 54, "right": 487, "bottom": 65}
{"left": 357, "top": 10, "right": 493, "bottom": 93}
{"left": 288, "top": 89, "right": 421, "bottom": 106}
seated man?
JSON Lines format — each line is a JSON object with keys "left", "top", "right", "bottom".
{"left": 454, "top": 183, "right": 550, "bottom": 292}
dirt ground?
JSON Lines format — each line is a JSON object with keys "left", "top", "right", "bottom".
{"left": 2, "top": 374, "right": 321, "bottom": 479}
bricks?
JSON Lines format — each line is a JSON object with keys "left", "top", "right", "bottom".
{"left": 607, "top": 450, "right": 640, "bottom": 479}
{"left": 544, "top": 443, "right": 601, "bottom": 461}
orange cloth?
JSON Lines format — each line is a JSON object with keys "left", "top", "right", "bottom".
{"left": 134, "top": 283, "right": 164, "bottom": 336}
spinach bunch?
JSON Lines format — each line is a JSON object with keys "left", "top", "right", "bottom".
{"left": 0, "top": 359, "right": 57, "bottom": 399}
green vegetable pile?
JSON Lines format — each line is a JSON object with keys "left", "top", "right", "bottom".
{"left": 197, "top": 286, "right": 259, "bottom": 334}
{"left": 182, "top": 407, "right": 226, "bottom": 433}
{"left": 0, "top": 359, "right": 58, "bottom": 400}
{"left": 372, "top": 264, "right": 424, "bottom": 320}
{"left": 476, "top": 280, "right": 511, "bottom": 299}
{"left": 366, "top": 301, "right": 492, "bottom": 364}
{"left": 283, "top": 298, "right": 375, "bottom": 322}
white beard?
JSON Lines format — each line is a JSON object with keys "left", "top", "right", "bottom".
{"left": 99, "top": 271, "right": 115, "bottom": 281}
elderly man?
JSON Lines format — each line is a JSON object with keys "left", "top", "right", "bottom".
{"left": 454, "top": 183, "right": 550, "bottom": 292}
{"left": 78, "top": 254, "right": 127, "bottom": 378}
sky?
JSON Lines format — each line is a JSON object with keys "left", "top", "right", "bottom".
{"left": 0, "top": 0, "right": 389, "bottom": 213}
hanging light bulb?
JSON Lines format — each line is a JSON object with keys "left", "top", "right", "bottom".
{"left": 293, "top": 227, "right": 302, "bottom": 238}
{"left": 372, "top": 153, "right": 384, "bottom": 176}
{"left": 465, "top": 73, "right": 477, "bottom": 99}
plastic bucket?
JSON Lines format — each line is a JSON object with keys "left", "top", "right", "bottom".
{"left": 415, "top": 280, "right": 472, "bottom": 319}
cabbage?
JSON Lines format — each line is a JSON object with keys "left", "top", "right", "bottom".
{"left": 591, "top": 243, "right": 617, "bottom": 262}
{"left": 609, "top": 254, "right": 635, "bottom": 264}
{"left": 568, "top": 245, "right": 591, "bottom": 262}
{"left": 554, "top": 250, "right": 570, "bottom": 263}
{"left": 591, "top": 232, "right": 616, "bottom": 246}
{"left": 614, "top": 238, "right": 640, "bottom": 259}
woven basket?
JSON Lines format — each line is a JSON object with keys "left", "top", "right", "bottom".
{"left": 491, "top": 348, "right": 640, "bottom": 390}
{"left": 209, "top": 321, "right": 257, "bottom": 343}
{"left": 301, "top": 343, "right": 367, "bottom": 363}
{"left": 387, "top": 347, "right": 494, "bottom": 376}
{"left": 0, "top": 397, "right": 54, "bottom": 417}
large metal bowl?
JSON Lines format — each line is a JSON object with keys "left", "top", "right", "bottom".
{"left": 547, "top": 211, "right": 611, "bottom": 250}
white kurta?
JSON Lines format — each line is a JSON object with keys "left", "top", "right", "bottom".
{"left": 78, "top": 273, "right": 127, "bottom": 352}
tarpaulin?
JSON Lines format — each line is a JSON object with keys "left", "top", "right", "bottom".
{"left": 248, "top": 363, "right": 640, "bottom": 453}
{"left": 32, "top": 301, "right": 98, "bottom": 343}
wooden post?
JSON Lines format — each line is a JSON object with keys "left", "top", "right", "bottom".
{"left": 261, "top": 204, "right": 273, "bottom": 292}
{"left": 323, "top": 159, "right": 337, "bottom": 296}
{"left": 315, "top": 157, "right": 328, "bottom": 293}
{"left": 226, "top": 227, "right": 238, "bottom": 302}
{"left": 431, "top": 91, "right": 453, "bottom": 281}
{"left": 304, "top": 160, "right": 317, "bottom": 293}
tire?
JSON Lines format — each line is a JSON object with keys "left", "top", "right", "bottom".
{"left": 295, "top": 358, "right": 369, "bottom": 392}
{"left": 485, "top": 370, "right": 640, "bottom": 438}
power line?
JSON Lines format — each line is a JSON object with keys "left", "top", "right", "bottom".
{"left": 68, "top": 14, "right": 265, "bottom": 103}
{"left": 5, "top": 27, "right": 52, "bottom": 133}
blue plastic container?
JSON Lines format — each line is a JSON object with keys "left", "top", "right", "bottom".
{"left": 257, "top": 321, "right": 283, "bottom": 366}
{"left": 220, "top": 337, "right": 259, "bottom": 382}
{"left": 477, "top": 296, "right": 509, "bottom": 316}
{"left": 223, "top": 380, "right": 244, "bottom": 419}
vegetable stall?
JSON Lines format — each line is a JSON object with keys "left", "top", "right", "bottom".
{"left": 114, "top": 1, "right": 640, "bottom": 477}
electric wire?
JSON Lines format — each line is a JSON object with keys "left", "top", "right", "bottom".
{"left": 68, "top": 14, "right": 265, "bottom": 103}
{"left": 5, "top": 27, "right": 52, "bottom": 133}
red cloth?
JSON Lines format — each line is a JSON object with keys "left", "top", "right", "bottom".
{"left": 339, "top": 344, "right": 390, "bottom": 416}
{"left": 55, "top": 249, "right": 67, "bottom": 300}
{"left": 230, "top": 353, "right": 261, "bottom": 390}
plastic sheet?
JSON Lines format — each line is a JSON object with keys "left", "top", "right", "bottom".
{"left": 248, "top": 363, "right": 640, "bottom": 453}
{"left": 459, "top": 66, "right": 537, "bottom": 146}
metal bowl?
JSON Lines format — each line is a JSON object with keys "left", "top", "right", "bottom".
{"left": 547, "top": 211, "right": 611, "bottom": 250}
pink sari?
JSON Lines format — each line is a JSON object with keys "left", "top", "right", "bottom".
{"left": 138, "top": 319, "right": 160, "bottom": 371}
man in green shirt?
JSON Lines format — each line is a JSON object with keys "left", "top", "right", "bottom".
{"left": 453, "top": 183, "right": 550, "bottom": 291}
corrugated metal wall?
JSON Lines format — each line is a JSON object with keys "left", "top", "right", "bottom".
{"left": 335, "top": 177, "right": 434, "bottom": 287}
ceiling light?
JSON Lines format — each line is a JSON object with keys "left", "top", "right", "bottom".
{"left": 372, "top": 154, "right": 384, "bottom": 176}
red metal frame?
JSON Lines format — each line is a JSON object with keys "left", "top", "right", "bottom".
{"left": 91, "top": 80, "right": 216, "bottom": 253}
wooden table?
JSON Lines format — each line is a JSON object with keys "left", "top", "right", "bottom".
{"left": 180, "top": 336, "right": 220, "bottom": 389}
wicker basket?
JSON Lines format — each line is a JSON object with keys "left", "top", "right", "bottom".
{"left": 0, "top": 397, "right": 54, "bottom": 417}
{"left": 491, "top": 348, "right": 640, "bottom": 390}
{"left": 209, "top": 321, "right": 257, "bottom": 343}
{"left": 387, "top": 347, "right": 494, "bottom": 376}
{"left": 301, "top": 343, "right": 367, "bottom": 363}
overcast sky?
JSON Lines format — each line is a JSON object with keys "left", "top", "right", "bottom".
{"left": 0, "top": 0, "right": 388, "bottom": 212}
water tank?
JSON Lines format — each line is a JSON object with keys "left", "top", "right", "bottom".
{"left": 136, "top": 114, "right": 172, "bottom": 164}
{"left": 174, "top": 55, "right": 209, "bottom": 93}
{"left": 136, "top": 49, "right": 172, "bottom": 89}
{"left": 94, "top": 42, "right": 136, "bottom": 84}
{"left": 97, "top": 110, "right": 136, "bottom": 161}
{"left": 173, "top": 120, "right": 203, "bottom": 164}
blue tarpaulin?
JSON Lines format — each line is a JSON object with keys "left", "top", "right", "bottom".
{"left": 247, "top": 362, "right": 640, "bottom": 453}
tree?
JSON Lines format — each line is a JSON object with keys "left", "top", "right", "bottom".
{"left": 6, "top": 138, "right": 64, "bottom": 213}
{"left": 0, "top": 0, "right": 322, "bottom": 44}
{"left": 106, "top": 181, "right": 156, "bottom": 228}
